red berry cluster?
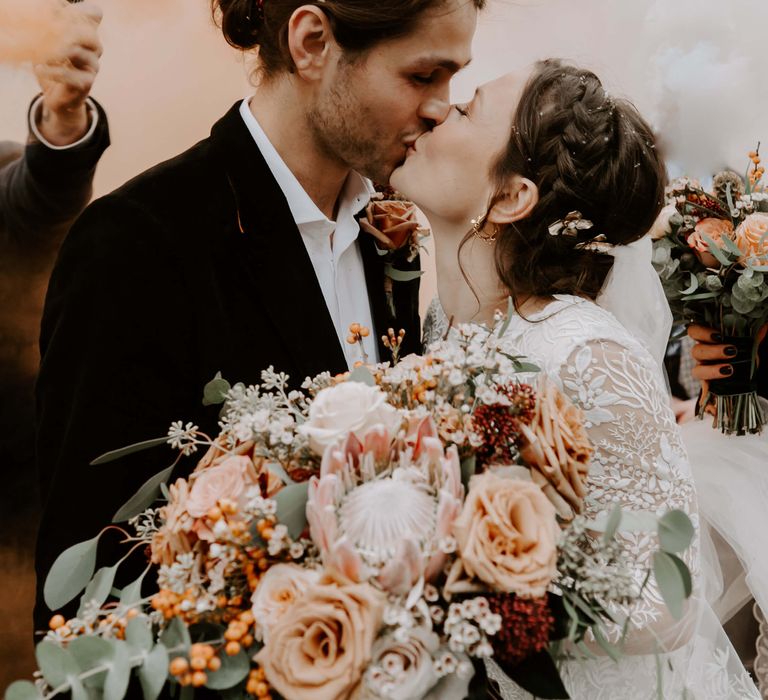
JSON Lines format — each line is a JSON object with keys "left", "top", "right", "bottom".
{"left": 486, "top": 595, "right": 554, "bottom": 668}
{"left": 472, "top": 383, "right": 536, "bottom": 467}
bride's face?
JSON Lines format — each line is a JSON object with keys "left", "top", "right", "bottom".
{"left": 390, "top": 72, "right": 523, "bottom": 224}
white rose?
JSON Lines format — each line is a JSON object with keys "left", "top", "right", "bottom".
{"left": 365, "top": 628, "right": 440, "bottom": 700}
{"left": 298, "top": 382, "right": 402, "bottom": 455}
{"left": 251, "top": 563, "right": 320, "bottom": 642}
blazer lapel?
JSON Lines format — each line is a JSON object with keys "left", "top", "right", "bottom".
{"left": 209, "top": 104, "right": 347, "bottom": 379}
{"left": 358, "top": 230, "right": 394, "bottom": 360}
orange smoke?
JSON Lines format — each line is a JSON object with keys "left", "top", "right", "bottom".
{"left": 0, "top": 0, "right": 83, "bottom": 65}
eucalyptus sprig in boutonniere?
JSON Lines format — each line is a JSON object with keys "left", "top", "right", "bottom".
{"left": 359, "top": 186, "right": 431, "bottom": 315}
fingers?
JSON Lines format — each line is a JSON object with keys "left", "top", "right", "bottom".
{"left": 687, "top": 324, "right": 722, "bottom": 343}
{"left": 671, "top": 397, "right": 697, "bottom": 425}
{"left": 690, "top": 342, "right": 737, "bottom": 363}
{"left": 691, "top": 363, "right": 733, "bottom": 382}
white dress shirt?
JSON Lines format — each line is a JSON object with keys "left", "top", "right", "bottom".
{"left": 29, "top": 95, "right": 100, "bottom": 150}
{"left": 239, "top": 98, "right": 379, "bottom": 368}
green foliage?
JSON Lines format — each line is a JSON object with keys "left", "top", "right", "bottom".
{"left": 68, "top": 636, "right": 114, "bottom": 688}
{"left": 44, "top": 533, "right": 102, "bottom": 610}
{"left": 138, "top": 645, "right": 169, "bottom": 700}
{"left": 347, "top": 365, "right": 376, "bottom": 386}
{"left": 275, "top": 482, "right": 310, "bottom": 540}
{"left": 657, "top": 510, "right": 695, "bottom": 554}
{"left": 601, "top": 503, "right": 623, "bottom": 545}
{"left": 383, "top": 264, "right": 423, "bottom": 282}
{"left": 113, "top": 464, "right": 175, "bottom": 522}
{"left": 203, "top": 372, "right": 232, "bottom": 406}
{"left": 460, "top": 454, "right": 477, "bottom": 492}
{"left": 3, "top": 681, "right": 42, "bottom": 700}
{"left": 119, "top": 567, "right": 149, "bottom": 606}
{"left": 36, "top": 641, "right": 80, "bottom": 688}
{"left": 205, "top": 648, "right": 250, "bottom": 690}
{"left": 91, "top": 437, "right": 169, "bottom": 466}
{"left": 78, "top": 564, "right": 119, "bottom": 616}
{"left": 125, "top": 616, "right": 154, "bottom": 653}
{"left": 160, "top": 617, "right": 191, "bottom": 657}
{"left": 103, "top": 640, "right": 131, "bottom": 700}
{"left": 653, "top": 551, "right": 691, "bottom": 620}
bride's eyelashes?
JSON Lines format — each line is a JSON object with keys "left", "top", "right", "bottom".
{"left": 454, "top": 104, "right": 470, "bottom": 117}
{"left": 411, "top": 72, "right": 437, "bottom": 85}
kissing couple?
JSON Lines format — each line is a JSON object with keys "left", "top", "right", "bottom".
{"left": 34, "top": 0, "right": 758, "bottom": 697}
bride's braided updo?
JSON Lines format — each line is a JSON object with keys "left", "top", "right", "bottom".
{"left": 490, "top": 59, "right": 666, "bottom": 303}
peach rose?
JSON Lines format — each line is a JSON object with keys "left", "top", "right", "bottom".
{"left": 519, "top": 378, "right": 593, "bottom": 521}
{"left": 255, "top": 573, "right": 385, "bottom": 700}
{"left": 735, "top": 213, "right": 768, "bottom": 261}
{"left": 298, "top": 382, "right": 402, "bottom": 456}
{"left": 251, "top": 564, "right": 321, "bottom": 642}
{"left": 360, "top": 199, "right": 422, "bottom": 251}
{"left": 687, "top": 218, "right": 734, "bottom": 266}
{"left": 453, "top": 472, "right": 558, "bottom": 597}
{"left": 186, "top": 455, "right": 257, "bottom": 518}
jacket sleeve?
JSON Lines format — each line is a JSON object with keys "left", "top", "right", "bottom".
{"left": 0, "top": 98, "right": 110, "bottom": 254}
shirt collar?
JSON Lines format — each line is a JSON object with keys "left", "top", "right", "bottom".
{"left": 239, "top": 98, "right": 374, "bottom": 234}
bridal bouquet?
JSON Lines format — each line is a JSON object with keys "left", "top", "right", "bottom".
{"left": 8, "top": 320, "right": 694, "bottom": 700}
{"left": 653, "top": 147, "right": 768, "bottom": 435}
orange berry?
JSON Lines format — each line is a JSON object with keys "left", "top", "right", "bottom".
{"left": 169, "top": 657, "right": 189, "bottom": 676}
{"left": 190, "top": 656, "right": 207, "bottom": 671}
{"left": 360, "top": 327, "right": 370, "bottom": 337}
{"left": 258, "top": 558, "right": 269, "bottom": 571}
{"left": 254, "top": 668, "right": 266, "bottom": 680}
{"left": 49, "top": 614, "right": 66, "bottom": 631}
{"left": 255, "top": 682, "right": 270, "bottom": 697}
{"left": 179, "top": 672, "right": 192, "bottom": 687}
{"left": 246, "top": 680, "right": 259, "bottom": 696}
{"left": 207, "top": 506, "right": 222, "bottom": 521}
{"left": 346, "top": 335, "right": 357, "bottom": 345}
{"left": 192, "top": 671, "right": 207, "bottom": 687}
{"left": 240, "top": 611, "right": 255, "bottom": 626}
{"left": 208, "top": 656, "right": 222, "bottom": 672}
{"left": 58, "top": 625, "right": 71, "bottom": 637}
{"left": 349, "top": 323, "right": 361, "bottom": 334}
{"left": 225, "top": 641, "right": 241, "bottom": 656}
{"left": 241, "top": 634, "right": 254, "bottom": 649}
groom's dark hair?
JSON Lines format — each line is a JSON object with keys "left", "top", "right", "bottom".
{"left": 487, "top": 59, "right": 666, "bottom": 305}
{"left": 213, "top": 0, "right": 484, "bottom": 77}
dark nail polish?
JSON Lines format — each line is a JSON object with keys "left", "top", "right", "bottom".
{"left": 720, "top": 365, "right": 733, "bottom": 376}
{"left": 724, "top": 346, "right": 738, "bottom": 357}
{"left": 712, "top": 333, "right": 723, "bottom": 342}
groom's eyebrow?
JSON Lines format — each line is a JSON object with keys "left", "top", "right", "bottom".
{"left": 410, "top": 56, "right": 472, "bottom": 74}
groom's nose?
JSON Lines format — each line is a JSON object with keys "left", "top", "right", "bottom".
{"left": 419, "top": 96, "right": 451, "bottom": 128}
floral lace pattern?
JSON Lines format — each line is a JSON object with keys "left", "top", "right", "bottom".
{"left": 423, "top": 295, "right": 759, "bottom": 699}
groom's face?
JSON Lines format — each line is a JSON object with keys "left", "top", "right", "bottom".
{"left": 307, "top": 0, "right": 477, "bottom": 183}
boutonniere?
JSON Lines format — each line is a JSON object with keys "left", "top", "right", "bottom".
{"left": 359, "top": 187, "right": 431, "bottom": 315}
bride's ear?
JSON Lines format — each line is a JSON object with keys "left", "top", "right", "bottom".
{"left": 487, "top": 175, "right": 539, "bottom": 225}
{"left": 287, "top": 6, "right": 336, "bottom": 80}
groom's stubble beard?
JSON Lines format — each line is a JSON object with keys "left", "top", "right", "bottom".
{"left": 306, "top": 60, "right": 401, "bottom": 184}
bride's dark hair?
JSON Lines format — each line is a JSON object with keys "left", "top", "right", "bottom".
{"left": 212, "top": 0, "right": 485, "bottom": 79}
{"left": 488, "top": 59, "right": 666, "bottom": 305}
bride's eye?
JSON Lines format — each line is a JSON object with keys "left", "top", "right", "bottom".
{"left": 454, "top": 105, "right": 470, "bottom": 117}
{"left": 412, "top": 73, "right": 437, "bottom": 85}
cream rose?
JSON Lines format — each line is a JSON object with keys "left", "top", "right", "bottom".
{"left": 186, "top": 455, "right": 257, "bottom": 518}
{"left": 251, "top": 564, "right": 320, "bottom": 642}
{"left": 453, "top": 472, "right": 558, "bottom": 597}
{"left": 648, "top": 203, "right": 679, "bottom": 240}
{"left": 255, "top": 574, "right": 384, "bottom": 700}
{"left": 735, "top": 213, "right": 768, "bottom": 260}
{"left": 363, "top": 628, "right": 440, "bottom": 700}
{"left": 298, "top": 382, "right": 402, "bottom": 456}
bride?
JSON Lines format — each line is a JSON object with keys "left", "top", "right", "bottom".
{"left": 391, "top": 59, "right": 759, "bottom": 698}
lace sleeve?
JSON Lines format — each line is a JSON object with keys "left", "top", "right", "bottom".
{"left": 556, "top": 339, "right": 700, "bottom": 654}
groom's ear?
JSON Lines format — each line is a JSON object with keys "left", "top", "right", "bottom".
{"left": 487, "top": 175, "right": 539, "bottom": 225}
{"left": 287, "top": 6, "right": 337, "bottom": 81}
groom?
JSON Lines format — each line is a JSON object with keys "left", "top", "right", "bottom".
{"left": 33, "top": 0, "right": 480, "bottom": 629}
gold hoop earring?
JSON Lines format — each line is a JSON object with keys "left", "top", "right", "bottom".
{"left": 471, "top": 213, "right": 499, "bottom": 245}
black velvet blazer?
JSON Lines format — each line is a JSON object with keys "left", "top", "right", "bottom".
{"left": 33, "top": 103, "right": 421, "bottom": 629}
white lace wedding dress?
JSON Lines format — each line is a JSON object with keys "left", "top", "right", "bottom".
{"left": 423, "top": 295, "right": 760, "bottom": 699}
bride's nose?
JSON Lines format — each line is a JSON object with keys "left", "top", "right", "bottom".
{"left": 419, "top": 97, "right": 451, "bottom": 129}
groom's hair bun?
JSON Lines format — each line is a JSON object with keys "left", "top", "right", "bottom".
{"left": 490, "top": 59, "right": 666, "bottom": 303}
{"left": 212, "top": 0, "right": 485, "bottom": 78}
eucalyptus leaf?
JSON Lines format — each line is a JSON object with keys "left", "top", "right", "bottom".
{"left": 78, "top": 564, "right": 119, "bottom": 616}
{"left": 36, "top": 641, "right": 80, "bottom": 687}
{"left": 4, "top": 681, "right": 43, "bottom": 700}
{"left": 701, "top": 234, "right": 733, "bottom": 266}
{"left": 591, "top": 625, "right": 621, "bottom": 663}
{"left": 91, "top": 437, "right": 169, "bottom": 466}
{"left": 126, "top": 617, "right": 154, "bottom": 653}
{"left": 119, "top": 567, "right": 149, "bottom": 606}
{"left": 681, "top": 272, "right": 699, "bottom": 295}
{"left": 658, "top": 510, "right": 695, "bottom": 554}
{"left": 44, "top": 533, "right": 101, "bottom": 610}
{"left": 497, "top": 297, "right": 515, "bottom": 338}
{"left": 602, "top": 504, "right": 623, "bottom": 544}
{"left": 68, "top": 636, "right": 114, "bottom": 688}
{"left": 653, "top": 551, "right": 687, "bottom": 620}
{"left": 266, "top": 462, "right": 296, "bottom": 487}
{"left": 682, "top": 291, "right": 719, "bottom": 301}
{"left": 205, "top": 648, "right": 250, "bottom": 690}
{"left": 138, "top": 644, "right": 169, "bottom": 700}
{"left": 501, "top": 649, "right": 569, "bottom": 699}
{"left": 113, "top": 464, "right": 175, "bottom": 522}
{"left": 103, "top": 640, "right": 131, "bottom": 700}
{"left": 275, "top": 482, "right": 310, "bottom": 540}
{"left": 383, "top": 264, "right": 424, "bottom": 282}
{"left": 203, "top": 372, "right": 232, "bottom": 407}
{"left": 160, "top": 616, "right": 191, "bottom": 656}
{"left": 68, "top": 676, "right": 87, "bottom": 700}
{"left": 721, "top": 234, "right": 744, "bottom": 258}
{"left": 667, "top": 552, "right": 693, "bottom": 599}
{"left": 347, "top": 365, "right": 376, "bottom": 386}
